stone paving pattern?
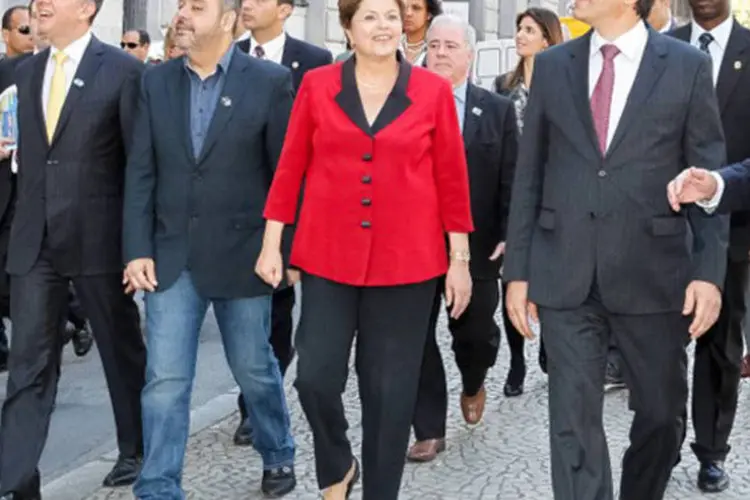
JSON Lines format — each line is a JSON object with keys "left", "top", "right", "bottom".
{"left": 86, "top": 307, "right": 750, "bottom": 499}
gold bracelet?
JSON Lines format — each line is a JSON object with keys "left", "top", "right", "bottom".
{"left": 450, "top": 250, "right": 471, "bottom": 263}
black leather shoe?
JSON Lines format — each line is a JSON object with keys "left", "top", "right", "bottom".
{"left": 261, "top": 465, "right": 296, "bottom": 497}
{"left": 70, "top": 322, "right": 93, "bottom": 357}
{"left": 233, "top": 419, "right": 253, "bottom": 446}
{"left": 102, "top": 455, "right": 142, "bottom": 487}
{"left": 697, "top": 461, "right": 730, "bottom": 493}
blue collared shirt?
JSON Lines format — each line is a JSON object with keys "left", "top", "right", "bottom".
{"left": 453, "top": 80, "right": 467, "bottom": 132}
{"left": 184, "top": 45, "right": 235, "bottom": 158}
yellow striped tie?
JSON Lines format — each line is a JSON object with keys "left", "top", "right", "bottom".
{"left": 46, "top": 51, "right": 67, "bottom": 141}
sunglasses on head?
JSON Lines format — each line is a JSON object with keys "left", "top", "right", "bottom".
{"left": 120, "top": 42, "right": 140, "bottom": 49}
{"left": 16, "top": 25, "right": 30, "bottom": 35}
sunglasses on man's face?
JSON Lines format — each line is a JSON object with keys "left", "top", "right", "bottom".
{"left": 120, "top": 42, "right": 140, "bottom": 49}
{"left": 16, "top": 25, "right": 30, "bottom": 35}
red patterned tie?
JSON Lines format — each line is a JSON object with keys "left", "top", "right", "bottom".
{"left": 590, "top": 44, "right": 620, "bottom": 154}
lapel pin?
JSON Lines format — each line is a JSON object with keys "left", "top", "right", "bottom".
{"left": 73, "top": 78, "right": 84, "bottom": 88}
{"left": 472, "top": 107, "right": 482, "bottom": 117}
{"left": 291, "top": 61, "right": 299, "bottom": 69}
{"left": 734, "top": 60, "right": 742, "bottom": 70}
{"left": 221, "top": 96, "right": 232, "bottom": 107}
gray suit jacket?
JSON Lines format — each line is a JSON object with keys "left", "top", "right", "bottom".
{"left": 503, "top": 27, "right": 729, "bottom": 315}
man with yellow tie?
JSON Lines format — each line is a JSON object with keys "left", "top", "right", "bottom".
{"left": 0, "top": 1, "right": 147, "bottom": 498}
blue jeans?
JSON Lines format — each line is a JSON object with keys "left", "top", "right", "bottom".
{"left": 133, "top": 272, "right": 294, "bottom": 500}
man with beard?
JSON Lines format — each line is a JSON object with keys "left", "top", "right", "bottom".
{"left": 123, "top": 0, "right": 296, "bottom": 497}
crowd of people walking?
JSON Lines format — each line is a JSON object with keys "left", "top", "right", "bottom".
{"left": 0, "top": 0, "right": 750, "bottom": 499}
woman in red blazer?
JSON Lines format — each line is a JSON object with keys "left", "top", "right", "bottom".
{"left": 256, "top": 0, "right": 473, "bottom": 497}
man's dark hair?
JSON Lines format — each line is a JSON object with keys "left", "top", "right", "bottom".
{"left": 2, "top": 5, "right": 28, "bottom": 31}
{"left": 635, "top": 0, "right": 655, "bottom": 19}
{"left": 89, "top": 0, "right": 104, "bottom": 24}
{"left": 278, "top": 0, "right": 294, "bottom": 5}
{"left": 134, "top": 29, "right": 150, "bottom": 45}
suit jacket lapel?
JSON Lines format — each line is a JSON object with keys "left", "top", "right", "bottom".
{"left": 716, "top": 22, "right": 750, "bottom": 114}
{"left": 281, "top": 36, "right": 298, "bottom": 69}
{"left": 30, "top": 49, "right": 49, "bottom": 146}
{"left": 606, "top": 30, "right": 668, "bottom": 158}
{"left": 167, "top": 59, "right": 193, "bottom": 161}
{"left": 462, "top": 84, "right": 481, "bottom": 149}
{"left": 197, "top": 49, "right": 251, "bottom": 164}
{"left": 566, "top": 33, "right": 599, "bottom": 156}
{"left": 50, "top": 37, "right": 104, "bottom": 146}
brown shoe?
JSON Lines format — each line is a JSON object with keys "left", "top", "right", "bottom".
{"left": 461, "top": 386, "right": 486, "bottom": 425}
{"left": 406, "top": 438, "right": 446, "bottom": 463}
{"left": 742, "top": 355, "right": 750, "bottom": 378}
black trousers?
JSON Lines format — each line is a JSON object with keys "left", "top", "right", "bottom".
{"left": 0, "top": 247, "right": 146, "bottom": 496}
{"left": 540, "top": 284, "right": 688, "bottom": 500}
{"left": 238, "top": 285, "right": 296, "bottom": 420}
{"left": 412, "top": 278, "right": 500, "bottom": 440}
{"left": 688, "top": 258, "right": 747, "bottom": 462}
{"left": 295, "top": 273, "right": 437, "bottom": 499}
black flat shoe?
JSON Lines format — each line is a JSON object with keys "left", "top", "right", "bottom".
{"left": 71, "top": 323, "right": 94, "bottom": 357}
{"left": 346, "top": 458, "right": 360, "bottom": 498}
{"left": 504, "top": 366, "right": 525, "bottom": 397}
{"left": 233, "top": 419, "right": 253, "bottom": 446}
{"left": 102, "top": 455, "right": 141, "bottom": 487}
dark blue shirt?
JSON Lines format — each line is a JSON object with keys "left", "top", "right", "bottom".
{"left": 184, "top": 45, "right": 235, "bottom": 158}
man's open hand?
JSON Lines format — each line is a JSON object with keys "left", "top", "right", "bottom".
{"left": 683, "top": 280, "right": 721, "bottom": 339}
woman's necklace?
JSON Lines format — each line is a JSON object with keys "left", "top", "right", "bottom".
{"left": 404, "top": 38, "right": 425, "bottom": 52}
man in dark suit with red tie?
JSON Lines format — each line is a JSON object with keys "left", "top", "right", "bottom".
{"left": 233, "top": 0, "right": 332, "bottom": 446}
{"left": 503, "top": 0, "right": 728, "bottom": 497}
{"left": 0, "top": 1, "right": 147, "bottom": 497}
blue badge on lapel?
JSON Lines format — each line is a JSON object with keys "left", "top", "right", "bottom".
{"left": 221, "top": 96, "right": 232, "bottom": 107}
{"left": 73, "top": 78, "right": 84, "bottom": 88}
{"left": 472, "top": 107, "right": 482, "bottom": 117}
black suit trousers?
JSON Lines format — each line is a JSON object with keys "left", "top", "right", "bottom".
{"left": 540, "top": 283, "right": 688, "bottom": 500}
{"left": 411, "top": 278, "right": 501, "bottom": 440}
{"left": 690, "top": 258, "right": 747, "bottom": 462}
{"left": 0, "top": 245, "right": 146, "bottom": 495}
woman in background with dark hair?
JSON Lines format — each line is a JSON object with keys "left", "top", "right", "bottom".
{"left": 495, "top": 7, "right": 563, "bottom": 397}
{"left": 401, "top": 0, "right": 442, "bottom": 64}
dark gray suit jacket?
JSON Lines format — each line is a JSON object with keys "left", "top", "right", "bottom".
{"left": 123, "top": 47, "right": 294, "bottom": 298}
{"left": 9, "top": 38, "right": 143, "bottom": 276}
{"left": 503, "top": 27, "right": 729, "bottom": 315}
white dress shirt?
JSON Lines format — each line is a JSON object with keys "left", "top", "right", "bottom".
{"left": 42, "top": 31, "right": 92, "bottom": 121}
{"left": 249, "top": 32, "right": 286, "bottom": 64}
{"left": 588, "top": 21, "right": 649, "bottom": 150}
{"left": 690, "top": 15, "right": 733, "bottom": 86}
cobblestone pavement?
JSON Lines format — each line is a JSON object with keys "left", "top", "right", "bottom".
{"left": 85, "top": 308, "right": 750, "bottom": 500}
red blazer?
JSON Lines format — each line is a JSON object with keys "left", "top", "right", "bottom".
{"left": 264, "top": 56, "right": 474, "bottom": 287}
